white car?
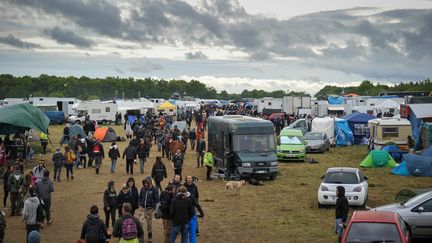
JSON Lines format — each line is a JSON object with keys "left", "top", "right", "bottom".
{"left": 318, "top": 167, "right": 368, "bottom": 208}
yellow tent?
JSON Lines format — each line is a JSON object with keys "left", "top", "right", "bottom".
{"left": 158, "top": 101, "right": 177, "bottom": 111}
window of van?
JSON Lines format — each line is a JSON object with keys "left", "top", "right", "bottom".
{"left": 233, "top": 134, "right": 275, "bottom": 152}
{"left": 92, "top": 109, "right": 101, "bottom": 114}
{"left": 105, "top": 107, "right": 110, "bottom": 112}
{"left": 383, "top": 127, "right": 398, "bottom": 138}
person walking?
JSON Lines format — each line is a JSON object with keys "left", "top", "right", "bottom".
{"left": 188, "top": 128, "right": 196, "bottom": 150}
{"left": 2, "top": 165, "right": 14, "bottom": 207}
{"left": 22, "top": 188, "right": 41, "bottom": 242}
{"left": 92, "top": 140, "right": 105, "bottom": 175}
{"left": 335, "top": 186, "right": 349, "bottom": 243}
{"left": 103, "top": 181, "right": 117, "bottom": 229}
{"left": 116, "top": 184, "right": 132, "bottom": 218}
{"left": 80, "top": 205, "right": 111, "bottom": 243}
{"left": 113, "top": 203, "right": 144, "bottom": 243}
{"left": 184, "top": 175, "right": 204, "bottom": 241}
{"left": 169, "top": 186, "right": 194, "bottom": 243}
{"left": 8, "top": 164, "right": 25, "bottom": 216}
{"left": 203, "top": 150, "right": 215, "bottom": 180}
{"left": 126, "top": 177, "right": 139, "bottom": 215}
{"left": 123, "top": 143, "right": 137, "bottom": 175}
{"left": 64, "top": 146, "right": 76, "bottom": 181}
{"left": 39, "top": 132, "right": 48, "bottom": 154}
{"left": 151, "top": 156, "right": 167, "bottom": 192}
{"left": 172, "top": 149, "right": 184, "bottom": 180}
{"left": 32, "top": 160, "right": 47, "bottom": 184}
{"left": 196, "top": 138, "right": 206, "bottom": 168}
{"left": 168, "top": 174, "right": 182, "bottom": 192}
{"left": 35, "top": 170, "right": 54, "bottom": 227}
{"left": 138, "top": 177, "right": 159, "bottom": 243}
{"left": 51, "top": 148, "right": 64, "bottom": 182}
{"left": 137, "top": 140, "right": 147, "bottom": 174}
{"left": 108, "top": 142, "right": 120, "bottom": 173}
{"left": 160, "top": 185, "right": 175, "bottom": 243}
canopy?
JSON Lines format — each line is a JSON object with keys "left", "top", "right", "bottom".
{"left": 158, "top": 101, "right": 176, "bottom": 110}
{"left": 360, "top": 150, "right": 397, "bottom": 168}
{"left": 0, "top": 103, "right": 50, "bottom": 135}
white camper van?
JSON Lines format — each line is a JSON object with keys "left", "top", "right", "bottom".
{"left": 69, "top": 102, "right": 117, "bottom": 124}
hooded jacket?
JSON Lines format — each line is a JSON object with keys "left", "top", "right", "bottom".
{"left": 52, "top": 150, "right": 65, "bottom": 168}
{"left": 335, "top": 186, "right": 349, "bottom": 222}
{"left": 22, "top": 196, "right": 40, "bottom": 225}
{"left": 122, "top": 145, "right": 137, "bottom": 160}
{"left": 8, "top": 170, "right": 25, "bottom": 193}
{"left": 35, "top": 177, "right": 54, "bottom": 202}
{"left": 139, "top": 177, "right": 159, "bottom": 209}
{"left": 151, "top": 161, "right": 167, "bottom": 182}
{"left": 137, "top": 143, "right": 147, "bottom": 159}
{"left": 103, "top": 181, "right": 117, "bottom": 208}
{"left": 80, "top": 214, "right": 109, "bottom": 243}
{"left": 172, "top": 153, "right": 184, "bottom": 169}
{"left": 93, "top": 142, "right": 105, "bottom": 158}
{"left": 170, "top": 193, "right": 194, "bottom": 226}
{"left": 108, "top": 145, "right": 120, "bottom": 160}
{"left": 159, "top": 190, "right": 173, "bottom": 219}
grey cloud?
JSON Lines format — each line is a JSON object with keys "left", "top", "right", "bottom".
{"left": 44, "top": 27, "right": 94, "bottom": 47}
{"left": 115, "top": 68, "right": 124, "bottom": 74}
{"left": 0, "top": 34, "right": 42, "bottom": 49}
{"left": 185, "top": 51, "right": 208, "bottom": 60}
{"left": 130, "top": 60, "right": 163, "bottom": 73}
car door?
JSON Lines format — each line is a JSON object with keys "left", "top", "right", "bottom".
{"left": 410, "top": 198, "right": 432, "bottom": 237}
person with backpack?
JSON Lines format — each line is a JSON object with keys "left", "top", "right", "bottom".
{"left": 8, "top": 164, "right": 25, "bottom": 217}
{"left": 123, "top": 143, "right": 137, "bottom": 175}
{"left": 80, "top": 205, "right": 111, "bottom": 243}
{"left": 160, "top": 185, "right": 175, "bottom": 243}
{"left": 52, "top": 148, "right": 64, "bottom": 182}
{"left": 93, "top": 140, "right": 105, "bottom": 175}
{"left": 64, "top": 146, "right": 76, "bottom": 181}
{"left": 22, "top": 188, "right": 41, "bottom": 242}
{"left": 169, "top": 186, "right": 194, "bottom": 243}
{"left": 138, "top": 177, "right": 159, "bottom": 243}
{"left": 103, "top": 181, "right": 117, "bottom": 229}
{"left": 35, "top": 170, "right": 54, "bottom": 227}
{"left": 32, "top": 160, "right": 47, "bottom": 185}
{"left": 151, "top": 156, "right": 167, "bottom": 192}
{"left": 108, "top": 142, "right": 121, "bottom": 173}
{"left": 113, "top": 203, "right": 144, "bottom": 243}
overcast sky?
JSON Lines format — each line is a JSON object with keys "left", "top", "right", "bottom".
{"left": 1, "top": 0, "right": 431, "bottom": 95}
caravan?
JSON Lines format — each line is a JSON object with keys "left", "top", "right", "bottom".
{"left": 69, "top": 102, "right": 117, "bottom": 124}
{"left": 368, "top": 118, "right": 412, "bottom": 151}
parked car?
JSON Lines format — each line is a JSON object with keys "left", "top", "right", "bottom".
{"left": 318, "top": 167, "right": 368, "bottom": 207}
{"left": 277, "top": 128, "right": 306, "bottom": 162}
{"left": 372, "top": 190, "right": 432, "bottom": 239}
{"left": 342, "top": 211, "right": 411, "bottom": 243}
{"left": 304, "top": 132, "right": 330, "bottom": 153}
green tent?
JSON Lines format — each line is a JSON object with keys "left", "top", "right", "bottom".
{"left": 360, "top": 150, "right": 397, "bottom": 168}
{"left": 395, "top": 188, "right": 432, "bottom": 202}
{"left": 0, "top": 103, "right": 50, "bottom": 135}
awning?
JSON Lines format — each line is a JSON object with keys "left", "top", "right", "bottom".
{"left": 328, "top": 106, "right": 345, "bottom": 111}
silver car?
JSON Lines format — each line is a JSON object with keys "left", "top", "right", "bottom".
{"left": 372, "top": 190, "right": 432, "bottom": 238}
{"left": 304, "top": 132, "right": 330, "bottom": 153}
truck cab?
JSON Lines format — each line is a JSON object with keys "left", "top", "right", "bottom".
{"left": 208, "top": 115, "right": 278, "bottom": 180}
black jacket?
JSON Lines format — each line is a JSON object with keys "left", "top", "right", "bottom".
{"left": 183, "top": 183, "right": 199, "bottom": 201}
{"left": 80, "top": 214, "right": 110, "bottom": 243}
{"left": 122, "top": 146, "right": 137, "bottom": 160}
{"left": 172, "top": 153, "right": 184, "bottom": 169}
{"left": 170, "top": 193, "right": 194, "bottom": 226}
{"left": 151, "top": 162, "right": 167, "bottom": 182}
{"left": 188, "top": 131, "right": 196, "bottom": 140}
{"left": 93, "top": 143, "right": 105, "bottom": 158}
{"left": 196, "top": 140, "right": 206, "bottom": 153}
{"left": 103, "top": 189, "right": 117, "bottom": 208}
{"left": 335, "top": 186, "right": 349, "bottom": 222}
{"left": 108, "top": 147, "right": 120, "bottom": 160}
{"left": 116, "top": 191, "right": 132, "bottom": 209}
{"left": 129, "top": 187, "right": 139, "bottom": 210}
{"left": 159, "top": 191, "right": 173, "bottom": 219}
{"left": 139, "top": 179, "right": 159, "bottom": 209}
{"left": 137, "top": 144, "right": 147, "bottom": 159}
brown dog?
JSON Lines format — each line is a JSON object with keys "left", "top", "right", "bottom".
{"left": 225, "top": 180, "right": 246, "bottom": 195}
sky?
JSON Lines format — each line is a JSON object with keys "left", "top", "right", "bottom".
{"left": 0, "top": 0, "right": 432, "bottom": 96}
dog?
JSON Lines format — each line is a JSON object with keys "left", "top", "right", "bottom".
{"left": 225, "top": 180, "right": 246, "bottom": 195}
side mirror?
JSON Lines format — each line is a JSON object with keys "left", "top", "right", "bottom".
{"left": 320, "top": 175, "right": 325, "bottom": 180}
{"left": 417, "top": 207, "right": 425, "bottom": 213}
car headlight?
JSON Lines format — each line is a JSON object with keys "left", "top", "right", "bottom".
{"left": 270, "top": 161, "right": 278, "bottom": 166}
{"left": 242, "top": 163, "right": 251, "bottom": 167}
{"left": 321, "top": 185, "right": 329, "bottom": 191}
{"left": 353, "top": 186, "right": 362, "bottom": 192}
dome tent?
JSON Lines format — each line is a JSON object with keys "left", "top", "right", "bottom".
{"left": 94, "top": 127, "right": 117, "bottom": 142}
{"left": 360, "top": 150, "right": 397, "bottom": 168}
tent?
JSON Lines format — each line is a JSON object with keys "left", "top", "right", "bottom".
{"left": 335, "top": 118, "right": 354, "bottom": 146}
{"left": 423, "top": 145, "right": 432, "bottom": 157}
{"left": 422, "top": 122, "right": 432, "bottom": 149}
{"left": 94, "top": 127, "right": 117, "bottom": 142}
{"left": 382, "top": 145, "right": 403, "bottom": 162}
{"left": 409, "top": 104, "right": 432, "bottom": 150}
{"left": 395, "top": 188, "right": 432, "bottom": 202}
{"left": 327, "top": 96, "right": 344, "bottom": 105}
{"left": 342, "top": 112, "right": 376, "bottom": 144}
{"left": 360, "top": 150, "right": 397, "bottom": 168}
{"left": 392, "top": 161, "right": 410, "bottom": 176}
{"left": 0, "top": 103, "right": 50, "bottom": 134}
{"left": 404, "top": 154, "right": 432, "bottom": 176}
{"left": 158, "top": 101, "right": 176, "bottom": 111}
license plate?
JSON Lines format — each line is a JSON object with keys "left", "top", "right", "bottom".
{"left": 286, "top": 154, "right": 296, "bottom": 157}
{"left": 257, "top": 170, "right": 266, "bottom": 174}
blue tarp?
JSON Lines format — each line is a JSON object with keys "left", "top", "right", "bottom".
{"left": 342, "top": 112, "right": 376, "bottom": 144}
{"left": 408, "top": 111, "right": 423, "bottom": 150}
{"left": 392, "top": 161, "right": 410, "bottom": 176}
{"left": 335, "top": 118, "right": 354, "bottom": 146}
{"left": 382, "top": 145, "right": 403, "bottom": 162}
{"left": 328, "top": 96, "right": 344, "bottom": 105}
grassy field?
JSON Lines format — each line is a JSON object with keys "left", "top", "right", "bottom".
{"left": 2, "top": 125, "right": 432, "bottom": 243}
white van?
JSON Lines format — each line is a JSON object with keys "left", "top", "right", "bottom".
{"left": 68, "top": 102, "right": 117, "bottom": 124}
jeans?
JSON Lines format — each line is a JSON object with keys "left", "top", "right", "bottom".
{"left": 188, "top": 215, "right": 198, "bottom": 243}
{"left": 54, "top": 166, "right": 62, "bottom": 181}
{"left": 169, "top": 224, "right": 188, "bottom": 243}
{"left": 190, "top": 139, "right": 196, "bottom": 150}
{"left": 196, "top": 152, "right": 204, "bottom": 167}
{"left": 3, "top": 189, "right": 9, "bottom": 207}
{"left": 65, "top": 164, "right": 73, "bottom": 179}
{"left": 335, "top": 218, "right": 345, "bottom": 238}
{"left": 126, "top": 159, "right": 134, "bottom": 174}
{"left": 139, "top": 158, "right": 145, "bottom": 174}
{"left": 42, "top": 198, "right": 51, "bottom": 221}
{"left": 104, "top": 206, "right": 116, "bottom": 228}
{"left": 111, "top": 159, "right": 117, "bottom": 173}
{"left": 10, "top": 192, "right": 22, "bottom": 215}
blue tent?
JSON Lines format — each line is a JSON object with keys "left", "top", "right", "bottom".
{"left": 382, "top": 145, "right": 403, "bottom": 162}
{"left": 342, "top": 112, "right": 376, "bottom": 144}
{"left": 328, "top": 96, "right": 344, "bottom": 105}
{"left": 335, "top": 118, "right": 354, "bottom": 146}
{"left": 392, "top": 161, "right": 410, "bottom": 176}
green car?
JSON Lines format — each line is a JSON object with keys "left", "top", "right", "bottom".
{"left": 277, "top": 128, "right": 306, "bottom": 161}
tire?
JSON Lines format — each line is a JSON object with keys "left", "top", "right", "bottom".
{"left": 269, "top": 174, "right": 277, "bottom": 180}
{"left": 101, "top": 120, "right": 107, "bottom": 125}
{"left": 318, "top": 202, "right": 323, "bottom": 208}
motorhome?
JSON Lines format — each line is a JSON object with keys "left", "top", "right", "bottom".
{"left": 368, "top": 118, "right": 412, "bottom": 151}
{"left": 208, "top": 115, "right": 278, "bottom": 180}
{"left": 29, "top": 97, "right": 79, "bottom": 116}
{"left": 69, "top": 102, "right": 117, "bottom": 124}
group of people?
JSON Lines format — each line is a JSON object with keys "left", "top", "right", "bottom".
{"left": 79, "top": 174, "right": 203, "bottom": 243}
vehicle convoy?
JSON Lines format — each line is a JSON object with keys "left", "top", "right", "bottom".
{"left": 208, "top": 115, "right": 278, "bottom": 180}
{"left": 341, "top": 211, "right": 411, "bottom": 243}
{"left": 318, "top": 167, "right": 368, "bottom": 207}
{"left": 277, "top": 128, "right": 306, "bottom": 161}
{"left": 372, "top": 190, "right": 432, "bottom": 239}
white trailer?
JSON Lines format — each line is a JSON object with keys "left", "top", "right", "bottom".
{"left": 311, "top": 100, "right": 329, "bottom": 117}
{"left": 29, "top": 97, "right": 79, "bottom": 116}
{"left": 311, "top": 117, "right": 336, "bottom": 145}
{"left": 283, "top": 96, "right": 311, "bottom": 115}
{"left": 255, "top": 97, "right": 283, "bottom": 113}
{"left": 69, "top": 102, "right": 117, "bottom": 124}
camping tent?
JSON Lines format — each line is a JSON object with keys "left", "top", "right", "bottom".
{"left": 360, "top": 150, "right": 397, "bottom": 168}
{"left": 59, "top": 124, "right": 86, "bottom": 143}
{"left": 392, "top": 148, "right": 432, "bottom": 176}
{"left": 342, "top": 112, "right": 376, "bottom": 144}
{"left": 0, "top": 103, "right": 50, "bottom": 134}
{"left": 335, "top": 118, "right": 354, "bottom": 146}
{"left": 94, "top": 127, "right": 117, "bottom": 142}
{"left": 392, "top": 161, "right": 410, "bottom": 176}
{"left": 382, "top": 145, "right": 403, "bottom": 162}
{"left": 395, "top": 188, "right": 432, "bottom": 202}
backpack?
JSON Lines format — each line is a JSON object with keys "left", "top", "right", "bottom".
{"left": 66, "top": 151, "right": 76, "bottom": 164}
{"left": 93, "top": 145, "right": 101, "bottom": 154}
{"left": 36, "top": 198, "right": 45, "bottom": 224}
{"left": 121, "top": 216, "right": 138, "bottom": 240}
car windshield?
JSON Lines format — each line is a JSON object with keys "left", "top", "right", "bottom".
{"left": 233, "top": 134, "right": 276, "bottom": 152}
{"left": 280, "top": 135, "right": 304, "bottom": 145}
{"left": 346, "top": 222, "right": 401, "bottom": 243}
{"left": 324, "top": 172, "right": 359, "bottom": 184}
{"left": 304, "top": 133, "right": 322, "bottom": 140}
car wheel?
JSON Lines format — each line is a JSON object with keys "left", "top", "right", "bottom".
{"left": 269, "top": 175, "right": 277, "bottom": 180}
{"left": 101, "top": 120, "right": 107, "bottom": 125}
{"left": 318, "top": 202, "right": 323, "bottom": 208}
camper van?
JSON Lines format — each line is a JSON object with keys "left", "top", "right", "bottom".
{"left": 69, "top": 102, "right": 117, "bottom": 124}
{"left": 277, "top": 128, "right": 306, "bottom": 161}
{"left": 208, "top": 115, "right": 278, "bottom": 180}
{"left": 368, "top": 118, "right": 412, "bottom": 151}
